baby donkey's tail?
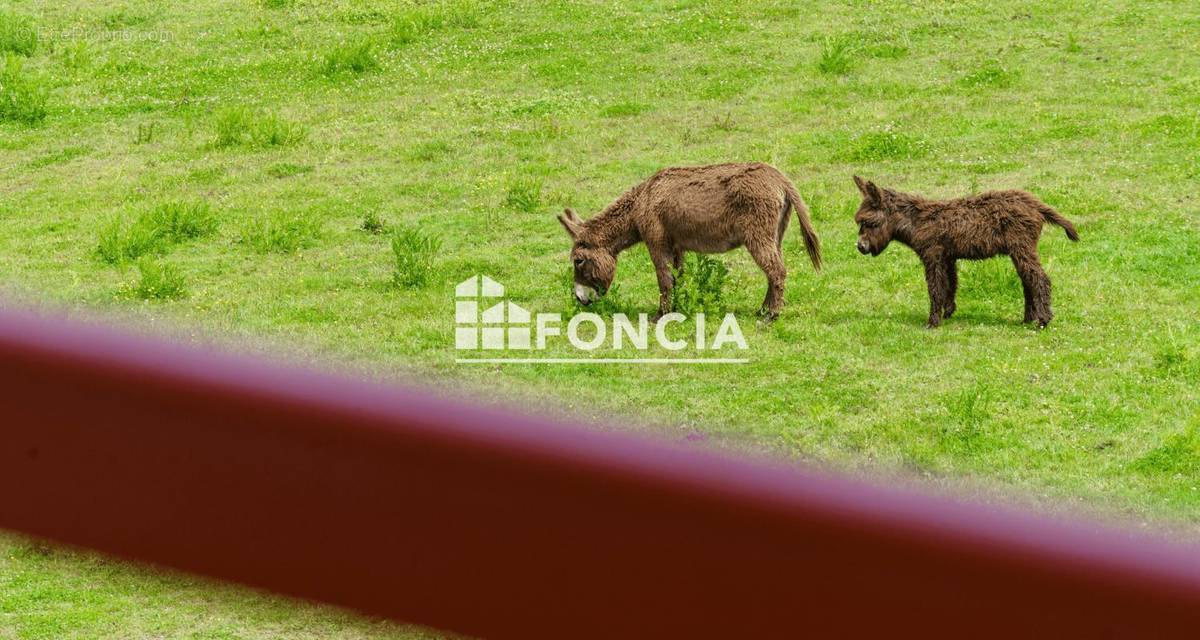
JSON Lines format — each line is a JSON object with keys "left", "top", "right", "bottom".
{"left": 1038, "top": 201, "right": 1079, "bottom": 242}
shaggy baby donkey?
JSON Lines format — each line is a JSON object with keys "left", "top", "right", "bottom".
{"left": 558, "top": 162, "right": 821, "bottom": 320}
{"left": 852, "top": 176, "right": 1078, "bottom": 328}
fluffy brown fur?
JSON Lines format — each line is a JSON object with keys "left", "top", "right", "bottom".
{"left": 558, "top": 162, "right": 821, "bottom": 319}
{"left": 852, "top": 176, "right": 1078, "bottom": 328}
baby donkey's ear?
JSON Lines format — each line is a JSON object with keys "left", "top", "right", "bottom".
{"left": 852, "top": 175, "right": 883, "bottom": 207}
{"left": 852, "top": 175, "right": 869, "bottom": 194}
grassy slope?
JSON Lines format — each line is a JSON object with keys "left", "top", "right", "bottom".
{"left": 1, "top": 0, "right": 1198, "bottom": 637}
{"left": 0, "top": 536, "right": 439, "bottom": 640}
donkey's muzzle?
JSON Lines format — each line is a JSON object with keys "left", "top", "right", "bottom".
{"left": 574, "top": 283, "right": 598, "bottom": 305}
{"left": 856, "top": 240, "right": 870, "bottom": 255}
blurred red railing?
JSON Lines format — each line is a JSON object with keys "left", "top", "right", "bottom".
{"left": 1, "top": 305, "right": 1199, "bottom": 638}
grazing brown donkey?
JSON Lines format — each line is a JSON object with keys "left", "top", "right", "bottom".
{"left": 558, "top": 162, "right": 821, "bottom": 319}
{"left": 852, "top": 176, "right": 1078, "bottom": 328}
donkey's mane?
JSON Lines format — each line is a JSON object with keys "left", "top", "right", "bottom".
{"left": 582, "top": 184, "right": 642, "bottom": 249}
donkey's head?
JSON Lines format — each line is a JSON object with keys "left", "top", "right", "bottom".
{"left": 558, "top": 208, "right": 616, "bottom": 305}
{"left": 852, "top": 176, "right": 902, "bottom": 256}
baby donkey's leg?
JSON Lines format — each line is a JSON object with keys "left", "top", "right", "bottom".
{"left": 921, "top": 251, "right": 951, "bottom": 328}
{"left": 1011, "top": 248, "right": 1053, "bottom": 327}
{"left": 943, "top": 257, "right": 958, "bottom": 319}
{"left": 1011, "top": 255, "right": 1034, "bottom": 323}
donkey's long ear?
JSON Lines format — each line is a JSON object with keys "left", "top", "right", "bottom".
{"left": 865, "top": 181, "right": 883, "bottom": 206}
{"left": 855, "top": 176, "right": 883, "bottom": 207}
{"left": 564, "top": 207, "right": 582, "bottom": 223}
{"left": 557, "top": 210, "right": 583, "bottom": 239}
{"left": 853, "top": 175, "right": 869, "bottom": 197}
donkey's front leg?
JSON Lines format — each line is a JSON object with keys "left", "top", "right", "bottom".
{"left": 648, "top": 244, "right": 675, "bottom": 321}
{"left": 922, "top": 252, "right": 949, "bottom": 328}
{"left": 943, "top": 257, "right": 958, "bottom": 319}
{"left": 671, "top": 247, "right": 684, "bottom": 272}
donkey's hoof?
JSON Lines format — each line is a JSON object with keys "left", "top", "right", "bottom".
{"left": 942, "top": 304, "right": 956, "bottom": 319}
{"left": 757, "top": 307, "right": 779, "bottom": 323}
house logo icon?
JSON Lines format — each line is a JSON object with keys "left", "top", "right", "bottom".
{"left": 455, "top": 276, "right": 532, "bottom": 350}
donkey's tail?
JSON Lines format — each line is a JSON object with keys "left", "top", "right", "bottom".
{"left": 783, "top": 182, "right": 822, "bottom": 270}
{"left": 1038, "top": 202, "right": 1079, "bottom": 242}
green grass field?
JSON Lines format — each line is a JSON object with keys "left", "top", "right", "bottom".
{"left": 0, "top": 535, "right": 440, "bottom": 639}
{"left": 2, "top": 0, "right": 1199, "bottom": 637}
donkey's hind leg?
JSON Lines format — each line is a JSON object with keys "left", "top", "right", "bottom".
{"left": 776, "top": 200, "right": 791, "bottom": 251}
{"left": 746, "top": 238, "right": 787, "bottom": 320}
{"left": 1011, "top": 249, "right": 1053, "bottom": 327}
{"left": 1012, "top": 255, "right": 1034, "bottom": 323}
